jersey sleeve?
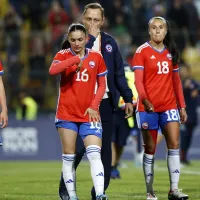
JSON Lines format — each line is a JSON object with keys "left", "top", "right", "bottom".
{"left": 97, "top": 54, "right": 108, "bottom": 76}
{"left": 52, "top": 50, "right": 67, "bottom": 64}
{"left": 131, "top": 51, "right": 145, "bottom": 71}
{"left": 0, "top": 61, "right": 4, "bottom": 75}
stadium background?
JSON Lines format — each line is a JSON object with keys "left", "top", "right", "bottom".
{"left": 0, "top": 0, "right": 200, "bottom": 161}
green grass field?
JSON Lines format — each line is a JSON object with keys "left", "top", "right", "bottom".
{"left": 0, "top": 160, "right": 199, "bottom": 200}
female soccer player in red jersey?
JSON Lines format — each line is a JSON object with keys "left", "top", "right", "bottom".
{"left": 132, "top": 17, "right": 188, "bottom": 200}
{"left": 49, "top": 23, "right": 108, "bottom": 200}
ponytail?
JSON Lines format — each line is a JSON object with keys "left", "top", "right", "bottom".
{"left": 163, "top": 21, "right": 180, "bottom": 66}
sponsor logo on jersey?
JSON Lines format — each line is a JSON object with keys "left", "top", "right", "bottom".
{"left": 89, "top": 61, "right": 95, "bottom": 68}
{"left": 150, "top": 55, "right": 156, "bottom": 59}
{"left": 105, "top": 44, "right": 112, "bottom": 52}
{"left": 167, "top": 53, "right": 172, "bottom": 60}
{"left": 142, "top": 122, "right": 148, "bottom": 129}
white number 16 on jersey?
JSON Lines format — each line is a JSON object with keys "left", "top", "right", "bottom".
{"left": 76, "top": 69, "right": 89, "bottom": 82}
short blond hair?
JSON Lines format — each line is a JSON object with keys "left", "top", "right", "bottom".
{"left": 83, "top": 3, "right": 104, "bottom": 18}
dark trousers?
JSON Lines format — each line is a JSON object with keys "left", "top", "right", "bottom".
{"left": 60, "top": 98, "right": 114, "bottom": 198}
{"left": 180, "top": 122, "right": 196, "bottom": 161}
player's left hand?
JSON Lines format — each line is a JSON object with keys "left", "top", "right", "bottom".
{"left": 125, "top": 103, "right": 133, "bottom": 118}
{"left": 84, "top": 108, "right": 101, "bottom": 122}
{"left": 0, "top": 109, "right": 8, "bottom": 128}
{"left": 179, "top": 108, "right": 187, "bottom": 124}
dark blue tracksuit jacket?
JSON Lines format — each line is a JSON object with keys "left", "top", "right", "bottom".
{"left": 86, "top": 32, "right": 133, "bottom": 109}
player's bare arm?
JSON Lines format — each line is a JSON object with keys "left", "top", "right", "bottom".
{"left": 0, "top": 77, "right": 8, "bottom": 128}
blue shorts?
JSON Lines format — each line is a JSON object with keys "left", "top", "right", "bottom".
{"left": 136, "top": 109, "right": 180, "bottom": 130}
{"left": 55, "top": 119, "right": 102, "bottom": 140}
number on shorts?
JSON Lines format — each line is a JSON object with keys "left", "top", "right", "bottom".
{"left": 90, "top": 122, "right": 102, "bottom": 129}
{"left": 165, "top": 109, "right": 179, "bottom": 121}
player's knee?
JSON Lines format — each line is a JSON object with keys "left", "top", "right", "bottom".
{"left": 167, "top": 140, "right": 179, "bottom": 149}
{"left": 86, "top": 145, "right": 101, "bottom": 161}
{"left": 144, "top": 144, "right": 156, "bottom": 155}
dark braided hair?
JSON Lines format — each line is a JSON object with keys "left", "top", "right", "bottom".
{"left": 163, "top": 21, "right": 180, "bottom": 66}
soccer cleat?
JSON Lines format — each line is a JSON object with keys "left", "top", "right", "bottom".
{"left": 59, "top": 172, "right": 69, "bottom": 200}
{"left": 110, "top": 168, "right": 120, "bottom": 179}
{"left": 59, "top": 186, "right": 69, "bottom": 200}
{"left": 59, "top": 194, "right": 69, "bottom": 200}
{"left": 168, "top": 189, "right": 189, "bottom": 200}
{"left": 146, "top": 192, "right": 158, "bottom": 200}
{"left": 96, "top": 194, "right": 108, "bottom": 200}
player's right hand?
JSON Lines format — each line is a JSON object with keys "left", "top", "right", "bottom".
{"left": 84, "top": 108, "right": 101, "bottom": 122}
{"left": 142, "top": 99, "right": 154, "bottom": 113}
{"left": 88, "top": 24, "right": 100, "bottom": 38}
{"left": 76, "top": 60, "right": 83, "bottom": 73}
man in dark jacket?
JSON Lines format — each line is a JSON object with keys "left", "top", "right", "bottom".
{"left": 179, "top": 63, "right": 199, "bottom": 165}
{"left": 59, "top": 3, "right": 133, "bottom": 200}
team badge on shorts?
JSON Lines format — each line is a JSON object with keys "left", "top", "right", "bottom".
{"left": 142, "top": 122, "right": 149, "bottom": 129}
{"left": 167, "top": 53, "right": 172, "bottom": 60}
{"left": 89, "top": 61, "right": 95, "bottom": 68}
{"left": 105, "top": 44, "right": 112, "bottom": 52}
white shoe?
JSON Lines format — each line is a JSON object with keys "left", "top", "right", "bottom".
{"left": 146, "top": 192, "right": 158, "bottom": 200}
{"left": 168, "top": 189, "right": 188, "bottom": 200}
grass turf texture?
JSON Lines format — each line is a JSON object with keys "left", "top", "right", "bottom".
{"left": 0, "top": 161, "right": 199, "bottom": 200}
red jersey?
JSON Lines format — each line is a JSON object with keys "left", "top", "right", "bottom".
{"left": 132, "top": 42, "right": 179, "bottom": 112}
{"left": 0, "top": 61, "right": 4, "bottom": 75}
{"left": 53, "top": 48, "right": 107, "bottom": 122}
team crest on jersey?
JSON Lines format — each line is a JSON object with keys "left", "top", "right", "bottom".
{"left": 89, "top": 61, "right": 95, "bottom": 68}
{"left": 105, "top": 44, "right": 112, "bottom": 52}
{"left": 167, "top": 53, "right": 172, "bottom": 60}
{"left": 142, "top": 122, "right": 148, "bottom": 129}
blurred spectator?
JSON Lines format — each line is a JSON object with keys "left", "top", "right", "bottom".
{"left": 15, "top": 89, "right": 38, "bottom": 121}
{"left": 60, "top": 0, "right": 81, "bottom": 21}
{"left": 166, "top": 0, "right": 188, "bottom": 53}
{"left": 124, "top": 0, "right": 147, "bottom": 46}
{"left": 183, "top": 0, "right": 199, "bottom": 46}
{"left": 8, "top": 0, "right": 25, "bottom": 17}
{"left": 182, "top": 43, "right": 200, "bottom": 68}
{"left": 28, "top": 31, "right": 48, "bottom": 106}
{"left": 179, "top": 63, "right": 200, "bottom": 165}
{"left": 24, "top": 0, "right": 47, "bottom": 30}
{"left": 48, "top": 0, "right": 71, "bottom": 55}
{"left": 111, "top": 13, "right": 131, "bottom": 59}
{"left": 28, "top": 32, "right": 47, "bottom": 82}
{"left": 7, "top": 55, "right": 23, "bottom": 106}
{"left": 3, "top": 4, "right": 22, "bottom": 60}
